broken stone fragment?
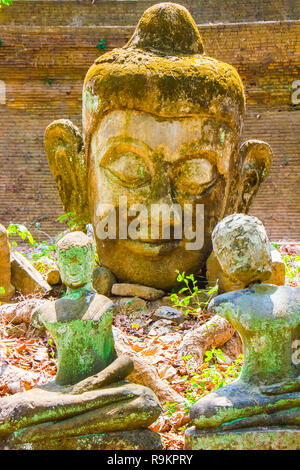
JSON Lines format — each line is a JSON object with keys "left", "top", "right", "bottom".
{"left": 10, "top": 252, "right": 51, "bottom": 296}
{"left": 220, "top": 331, "right": 243, "bottom": 361}
{"left": 111, "top": 283, "right": 164, "bottom": 300}
{"left": 178, "top": 315, "right": 235, "bottom": 366}
{"left": 153, "top": 306, "right": 185, "bottom": 324}
{"left": 148, "top": 319, "right": 174, "bottom": 336}
{"left": 93, "top": 266, "right": 116, "bottom": 297}
{"left": 268, "top": 244, "right": 286, "bottom": 286}
{"left": 114, "top": 296, "right": 147, "bottom": 314}
{"left": 206, "top": 243, "right": 285, "bottom": 294}
{"left": 0, "top": 224, "right": 15, "bottom": 300}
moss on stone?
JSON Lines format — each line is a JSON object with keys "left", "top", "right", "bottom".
{"left": 83, "top": 3, "right": 245, "bottom": 160}
{"left": 126, "top": 2, "right": 204, "bottom": 55}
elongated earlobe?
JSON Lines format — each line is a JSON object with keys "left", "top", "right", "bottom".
{"left": 236, "top": 140, "right": 272, "bottom": 213}
{"left": 45, "top": 119, "right": 90, "bottom": 227}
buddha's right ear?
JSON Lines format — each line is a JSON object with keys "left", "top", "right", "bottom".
{"left": 45, "top": 119, "right": 90, "bottom": 227}
{"left": 236, "top": 140, "right": 272, "bottom": 214}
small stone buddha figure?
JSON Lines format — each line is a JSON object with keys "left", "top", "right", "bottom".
{"left": 185, "top": 214, "right": 300, "bottom": 450}
{"left": 45, "top": 3, "right": 272, "bottom": 290}
{"left": 0, "top": 232, "right": 162, "bottom": 450}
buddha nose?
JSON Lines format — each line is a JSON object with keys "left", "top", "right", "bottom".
{"left": 145, "top": 179, "right": 182, "bottom": 239}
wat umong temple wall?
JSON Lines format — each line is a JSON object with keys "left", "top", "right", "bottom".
{"left": 0, "top": 0, "right": 299, "bottom": 240}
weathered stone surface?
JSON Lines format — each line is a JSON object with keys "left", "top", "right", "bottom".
{"left": 207, "top": 243, "right": 285, "bottom": 293}
{"left": 92, "top": 266, "right": 116, "bottom": 297}
{"left": 32, "top": 295, "right": 116, "bottom": 386}
{"left": 114, "top": 297, "right": 147, "bottom": 314}
{"left": 33, "top": 256, "right": 61, "bottom": 286}
{"left": 178, "top": 315, "right": 235, "bottom": 367}
{"left": 220, "top": 332, "right": 243, "bottom": 361}
{"left": 45, "top": 2, "right": 272, "bottom": 290}
{"left": 112, "top": 283, "right": 164, "bottom": 301}
{"left": 153, "top": 306, "right": 185, "bottom": 324}
{"left": 30, "top": 232, "right": 117, "bottom": 386}
{"left": 148, "top": 319, "right": 175, "bottom": 337}
{"left": 0, "top": 382, "right": 162, "bottom": 448}
{"left": 5, "top": 429, "right": 163, "bottom": 450}
{"left": 152, "top": 296, "right": 175, "bottom": 308}
{"left": 71, "top": 355, "right": 134, "bottom": 395}
{"left": 0, "top": 224, "right": 15, "bottom": 300}
{"left": 10, "top": 252, "right": 51, "bottom": 296}
{"left": 212, "top": 214, "right": 272, "bottom": 285}
{"left": 45, "top": 119, "right": 90, "bottom": 228}
{"left": 1, "top": 231, "right": 162, "bottom": 449}
{"left": 186, "top": 216, "right": 300, "bottom": 449}
{"left": 268, "top": 244, "right": 286, "bottom": 286}
{"left": 185, "top": 426, "right": 300, "bottom": 450}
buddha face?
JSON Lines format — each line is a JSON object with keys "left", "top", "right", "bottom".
{"left": 45, "top": 3, "right": 272, "bottom": 291}
{"left": 57, "top": 245, "right": 95, "bottom": 289}
{"left": 88, "top": 110, "right": 238, "bottom": 290}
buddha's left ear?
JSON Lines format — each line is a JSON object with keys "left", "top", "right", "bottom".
{"left": 236, "top": 140, "right": 272, "bottom": 213}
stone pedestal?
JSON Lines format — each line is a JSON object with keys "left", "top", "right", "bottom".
{"left": 3, "top": 429, "right": 162, "bottom": 451}
{"left": 185, "top": 426, "right": 300, "bottom": 450}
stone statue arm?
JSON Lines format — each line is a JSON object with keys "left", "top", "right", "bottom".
{"left": 45, "top": 119, "right": 90, "bottom": 227}
{"left": 260, "top": 376, "right": 300, "bottom": 395}
{"left": 236, "top": 140, "right": 272, "bottom": 213}
{"left": 0, "top": 355, "right": 162, "bottom": 447}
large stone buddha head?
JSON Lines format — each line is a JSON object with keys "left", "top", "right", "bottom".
{"left": 45, "top": 3, "right": 272, "bottom": 290}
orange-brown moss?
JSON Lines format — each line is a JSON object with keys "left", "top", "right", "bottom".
{"left": 83, "top": 3, "right": 246, "bottom": 153}
{"left": 126, "top": 2, "right": 204, "bottom": 55}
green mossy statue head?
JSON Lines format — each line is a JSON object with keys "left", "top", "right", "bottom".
{"left": 57, "top": 232, "right": 95, "bottom": 289}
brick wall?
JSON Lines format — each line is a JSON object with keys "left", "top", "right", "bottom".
{"left": 0, "top": 0, "right": 299, "bottom": 240}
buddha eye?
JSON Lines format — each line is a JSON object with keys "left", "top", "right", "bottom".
{"left": 174, "top": 158, "right": 216, "bottom": 195}
{"left": 101, "top": 152, "right": 151, "bottom": 188}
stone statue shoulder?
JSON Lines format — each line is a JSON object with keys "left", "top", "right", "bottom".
{"left": 208, "top": 284, "right": 300, "bottom": 329}
{"left": 31, "top": 293, "right": 114, "bottom": 327}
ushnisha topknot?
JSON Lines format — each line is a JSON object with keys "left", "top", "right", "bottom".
{"left": 57, "top": 231, "right": 94, "bottom": 251}
{"left": 83, "top": 2, "right": 245, "bottom": 158}
{"left": 126, "top": 2, "right": 204, "bottom": 55}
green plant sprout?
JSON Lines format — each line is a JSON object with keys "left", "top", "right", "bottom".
{"left": 0, "top": 0, "right": 13, "bottom": 7}
{"left": 180, "top": 353, "right": 244, "bottom": 414}
{"left": 170, "top": 270, "right": 218, "bottom": 316}
{"left": 204, "top": 347, "right": 227, "bottom": 364}
{"left": 7, "top": 224, "right": 35, "bottom": 248}
{"left": 96, "top": 39, "right": 106, "bottom": 51}
{"left": 7, "top": 224, "right": 57, "bottom": 264}
{"left": 57, "top": 212, "right": 87, "bottom": 231}
{"left": 164, "top": 353, "right": 243, "bottom": 418}
{"left": 31, "top": 241, "right": 56, "bottom": 261}
{"left": 282, "top": 254, "right": 300, "bottom": 282}
{"left": 0, "top": 286, "right": 4, "bottom": 306}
